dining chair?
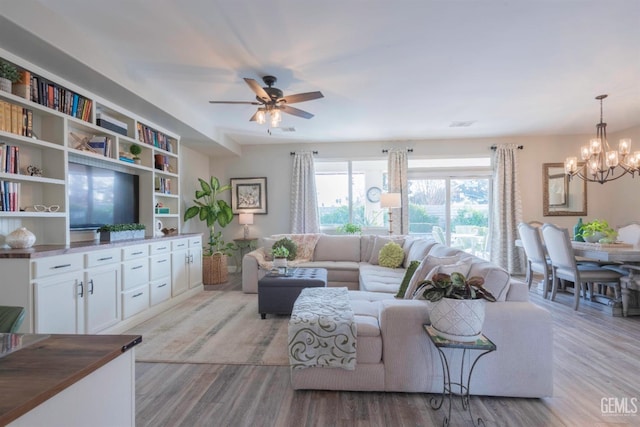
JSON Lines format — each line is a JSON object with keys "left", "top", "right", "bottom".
{"left": 518, "top": 222, "right": 552, "bottom": 298}
{"left": 541, "top": 223, "right": 623, "bottom": 310}
{"left": 617, "top": 222, "right": 640, "bottom": 248}
{"left": 0, "top": 306, "right": 25, "bottom": 333}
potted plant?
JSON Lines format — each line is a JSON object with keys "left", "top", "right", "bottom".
{"left": 0, "top": 60, "right": 20, "bottom": 93}
{"left": 184, "top": 177, "right": 235, "bottom": 285}
{"left": 98, "top": 223, "right": 146, "bottom": 242}
{"left": 582, "top": 219, "right": 616, "bottom": 243}
{"left": 337, "top": 223, "right": 362, "bottom": 235}
{"left": 418, "top": 272, "right": 496, "bottom": 342}
{"left": 271, "top": 246, "right": 289, "bottom": 269}
{"left": 129, "top": 144, "right": 142, "bottom": 165}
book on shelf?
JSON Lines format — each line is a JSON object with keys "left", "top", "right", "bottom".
{"left": 0, "top": 143, "right": 21, "bottom": 174}
{"left": 88, "top": 135, "right": 112, "bottom": 157}
{"left": 0, "top": 180, "right": 20, "bottom": 212}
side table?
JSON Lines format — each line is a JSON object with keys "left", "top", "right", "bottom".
{"left": 233, "top": 237, "right": 258, "bottom": 273}
{"left": 424, "top": 324, "right": 496, "bottom": 427}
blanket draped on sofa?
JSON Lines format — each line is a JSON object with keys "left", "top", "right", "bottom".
{"left": 288, "top": 287, "right": 357, "bottom": 370}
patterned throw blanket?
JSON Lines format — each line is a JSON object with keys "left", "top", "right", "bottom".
{"left": 288, "top": 287, "right": 357, "bottom": 370}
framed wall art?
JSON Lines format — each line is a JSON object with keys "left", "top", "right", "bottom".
{"left": 231, "top": 177, "right": 268, "bottom": 214}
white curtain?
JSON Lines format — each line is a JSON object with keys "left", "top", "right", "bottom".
{"left": 490, "top": 144, "right": 525, "bottom": 274}
{"left": 387, "top": 149, "right": 409, "bottom": 235}
{"left": 290, "top": 152, "right": 320, "bottom": 233}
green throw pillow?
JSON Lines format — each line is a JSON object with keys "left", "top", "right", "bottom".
{"left": 379, "top": 241, "right": 405, "bottom": 268}
{"left": 396, "top": 260, "right": 421, "bottom": 298}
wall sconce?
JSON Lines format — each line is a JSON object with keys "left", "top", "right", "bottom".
{"left": 380, "top": 193, "right": 401, "bottom": 235}
{"left": 239, "top": 213, "right": 254, "bottom": 239}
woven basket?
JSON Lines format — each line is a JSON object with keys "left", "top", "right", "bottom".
{"left": 203, "top": 253, "right": 228, "bottom": 285}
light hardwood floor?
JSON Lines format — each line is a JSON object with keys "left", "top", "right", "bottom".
{"left": 135, "top": 274, "right": 640, "bottom": 427}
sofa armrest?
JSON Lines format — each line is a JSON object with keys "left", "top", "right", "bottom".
{"left": 242, "top": 250, "right": 264, "bottom": 293}
{"left": 378, "top": 299, "right": 439, "bottom": 392}
{"left": 505, "top": 279, "right": 529, "bottom": 301}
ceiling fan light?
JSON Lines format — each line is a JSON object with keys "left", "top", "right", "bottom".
{"left": 270, "top": 109, "right": 282, "bottom": 127}
{"left": 256, "top": 109, "right": 266, "bottom": 124}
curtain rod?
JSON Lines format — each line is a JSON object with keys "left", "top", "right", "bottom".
{"left": 290, "top": 151, "right": 318, "bottom": 156}
{"left": 382, "top": 148, "right": 413, "bottom": 154}
{"left": 491, "top": 145, "right": 524, "bottom": 150}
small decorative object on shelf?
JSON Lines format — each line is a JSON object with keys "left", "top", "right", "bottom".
{"left": 6, "top": 227, "right": 36, "bottom": 249}
{"left": 0, "top": 60, "right": 19, "bottom": 93}
{"left": 129, "top": 144, "right": 142, "bottom": 165}
{"left": 98, "top": 223, "right": 146, "bottom": 242}
{"left": 26, "top": 165, "right": 43, "bottom": 177}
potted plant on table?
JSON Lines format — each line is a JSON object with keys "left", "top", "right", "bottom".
{"left": 418, "top": 272, "right": 496, "bottom": 342}
{"left": 97, "top": 223, "right": 146, "bottom": 242}
{"left": 582, "top": 219, "right": 616, "bottom": 243}
{"left": 184, "top": 177, "right": 236, "bottom": 285}
{"left": 271, "top": 246, "right": 290, "bottom": 269}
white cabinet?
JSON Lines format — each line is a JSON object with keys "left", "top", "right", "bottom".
{"left": 84, "top": 248, "right": 121, "bottom": 333}
{"left": 172, "top": 236, "right": 202, "bottom": 295}
{"left": 34, "top": 271, "right": 84, "bottom": 334}
{"left": 150, "top": 251, "right": 171, "bottom": 306}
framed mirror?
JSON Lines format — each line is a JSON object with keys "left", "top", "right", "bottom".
{"left": 543, "top": 163, "right": 587, "bottom": 216}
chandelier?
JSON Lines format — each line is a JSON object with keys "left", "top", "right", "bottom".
{"left": 565, "top": 94, "right": 638, "bottom": 184}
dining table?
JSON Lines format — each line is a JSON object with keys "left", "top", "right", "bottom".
{"left": 570, "top": 241, "right": 640, "bottom": 263}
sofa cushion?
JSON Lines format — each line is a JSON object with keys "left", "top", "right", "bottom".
{"left": 360, "top": 235, "right": 377, "bottom": 262}
{"left": 395, "top": 260, "right": 421, "bottom": 298}
{"left": 404, "top": 265, "right": 439, "bottom": 299}
{"left": 468, "top": 261, "right": 512, "bottom": 302}
{"left": 428, "top": 244, "right": 463, "bottom": 257}
{"left": 261, "top": 237, "right": 278, "bottom": 260}
{"left": 404, "top": 238, "right": 437, "bottom": 267}
{"left": 379, "top": 242, "right": 405, "bottom": 268}
{"left": 369, "top": 236, "right": 405, "bottom": 265}
{"left": 272, "top": 234, "right": 321, "bottom": 261}
{"left": 359, "top": 264, "right": 406, "bottom": 293}
{"left": 314, "top": 234, "right": 361, "bottom": 262}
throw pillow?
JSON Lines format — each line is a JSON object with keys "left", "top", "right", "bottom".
{"left": 378, "top": 242, "right": 405, "bottom": 268}
{"left": 437, "top": 257, "right": 474, "bottom": 277}
{"left": 262, "top": 237, "right": 278, "bottom": 261}
{"left": 368, "top": 236, "right": 405, "bottom": 265}
{"left": 404, "top": 265, "right": 440, "bottom": 299}
{"left": 395, "top": 260, "right": 421, "bottom": 298}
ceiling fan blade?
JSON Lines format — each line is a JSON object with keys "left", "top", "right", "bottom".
{"left": 244, "top": 78, "right": 271, "bottom": 101}
{"left": 281, "top": 105, "right": 314, "bottom": 119}
{"left": 209, "top": 101, "right": 262, "bottom": 105}
{"left": 281, "top": 91, "right": 324, "bottom": 104}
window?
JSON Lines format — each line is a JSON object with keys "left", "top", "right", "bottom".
{"left": 408, "top": 157, "right": 491, "bottom": 259}
{"left": 316, "top": 160, "right": 387, "bottom": 230}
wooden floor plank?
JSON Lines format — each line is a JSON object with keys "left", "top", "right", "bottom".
{"left": 136, "top": 273, "right": 640, "bottom": 427}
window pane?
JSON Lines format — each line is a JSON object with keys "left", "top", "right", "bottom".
{"left": 408, "top": 179, "right": 446, "bottom": 237}
{"left": 450, "top": 178, "right": 490, "bottom": 259}
{"left": 316, "top": 162, "right": 349, "bottom": 226}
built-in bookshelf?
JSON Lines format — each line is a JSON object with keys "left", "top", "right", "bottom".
{"left": 0, "top": 48, "right": 181, "bottom": 246}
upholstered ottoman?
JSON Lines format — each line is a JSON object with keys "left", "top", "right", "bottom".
{"left": 258, "top": 268, "right": 328, "bottom": 319}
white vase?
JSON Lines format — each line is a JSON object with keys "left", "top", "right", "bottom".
{"left": 0, "top": 77, "right": 11, "bottom": 93}
{"left": 273, "top": 257, "right": 287, "bottom": 268}
{"left": 6, "top": 227, "right": 36, "bottom": 249}
{"left": 430, "top": 298, "right": 485, "bottom": 342}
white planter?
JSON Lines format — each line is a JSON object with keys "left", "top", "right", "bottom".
{"left": 430, "top": 298, "right": 486, "bottom": 342}
{"left": 0, "top": 77, "right": 11, "bottom": 93}
{"left": 583, "top": 232, "right": 606, "bottom": 243}
{"left": 273, "top": 257, "right": 288, "bottom": 268}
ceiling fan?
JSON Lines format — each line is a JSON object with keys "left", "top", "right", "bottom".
{"left": 209, "top": 75, "right": 324, "bottom": 123}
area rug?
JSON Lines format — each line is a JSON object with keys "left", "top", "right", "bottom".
{"left": 124, "top": 290, "right": 290, "bottom": 366}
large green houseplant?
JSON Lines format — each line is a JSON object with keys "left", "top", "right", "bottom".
{"left": 184, "top": 177, "right": 235, "bottom": 284}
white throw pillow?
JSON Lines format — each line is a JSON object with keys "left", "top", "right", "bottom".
{"left": 404, "top": 264, "right": 439, "bottom": 299}
{"left": 261, "top": 237, "right": 278, "bottom": 260}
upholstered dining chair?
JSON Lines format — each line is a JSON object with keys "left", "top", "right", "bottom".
{"left": 518, "top": 222, "right": 552, "bottom": 298}
{"left": 616, "top": 222, "right": 640, "bottom": 248}
{"left": 541, "top": 223, "right": 623, "bottom": 310}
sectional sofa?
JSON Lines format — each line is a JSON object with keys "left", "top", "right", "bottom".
{"left": 242, "top": 233, "right": 553, "bottom": 397}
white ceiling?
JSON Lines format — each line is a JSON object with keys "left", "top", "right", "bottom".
{"left": 1, "top": 1, "right": 639, "bottom": 156}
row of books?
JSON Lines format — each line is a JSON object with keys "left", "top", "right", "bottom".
{"left": 0, "top": 100, "right": 33, "bottom": 137}
{"left": 87, "top": 135, "right": 113, "bottom": 157}
{"left": 29, "top": 73, "right": 92, "bottom": 122}
{"left": 0, "top": 143, "right": 20, "bottom": 174}
{"left": 155, "top": 177, "right": 172, "bottom": 194}
{"left": 0, "top": 180, "right": 20, "bottom": 212}
{"left": 137, "top": 122, "right": 175, "bottom": 153}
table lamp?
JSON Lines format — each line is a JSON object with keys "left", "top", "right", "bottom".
{"left": 239, "top": 213, "right": 254, "bottom": 239}
{"left": 380, "top": 192, "right": 401, "bottom": 235}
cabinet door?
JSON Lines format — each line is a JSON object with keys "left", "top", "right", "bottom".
{"left": 188, "top": 247, "right": 202, "bottom": 289}
{"left": 171, "top": 249, "right": 189, "bottom": 296}
{"left": 34, "top": 272, "right": 84, "bottom": 334}
{"left": 85, "top": 266, "right": 120, "bottom": 334}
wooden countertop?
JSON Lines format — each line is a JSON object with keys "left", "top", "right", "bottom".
{"left": 0, "top": 334, "right": 141, "bottom": 425}
{"left": 0, "top": 233, "right": 202, "bottom": 259}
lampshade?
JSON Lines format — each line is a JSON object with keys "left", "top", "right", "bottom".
{"left": 239, "top": 213, "right": 254, "bottom": 225}
{"left": 380, "top": 193, "right": 401, "bottom": 208}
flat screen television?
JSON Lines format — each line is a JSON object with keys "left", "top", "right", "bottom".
{"left": 68, "top": 162, "right": 140, "bottom": 230}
